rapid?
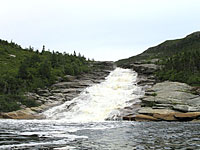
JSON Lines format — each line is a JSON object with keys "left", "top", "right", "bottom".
{"left": 43, "top": 68, "right": 143, "bottom": 122}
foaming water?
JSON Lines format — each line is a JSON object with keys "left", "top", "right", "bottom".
{"left": 44, "top": 68, "right": 143, "bottom": 122}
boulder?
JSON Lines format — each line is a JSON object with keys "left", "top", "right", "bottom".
{"left": 1, "top": 108, "right": 37, "bottom": 119}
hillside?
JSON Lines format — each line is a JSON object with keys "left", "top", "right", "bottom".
{"left": 0, "top": 40, "right": 92, "bottom": 112}
{"left": 116, "top": 31, "right": 200, "bottom": 66}
{"left": 116, "top": 31, "right": 200, "bottom": 86}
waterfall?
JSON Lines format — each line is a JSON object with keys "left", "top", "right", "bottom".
{"left": 43, "top": 68, "right": 143, "bottom": 122}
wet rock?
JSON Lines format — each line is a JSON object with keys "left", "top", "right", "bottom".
{"left": 153, "top": 113, "right": 177, "bottom": 121}
{"left": 174, "top": 112, "right": 200, "bottom": 120}
{"left": 123, "top": 114, "right": 158, "bottom": 121}
{"left": 136, "top": 107, "right": 200, "bottom": 121}
{"left": 137, "top": 107, "right": 179, "bottom": 121}
{"left": 115, "top": 103, "right": 141, "bottom": 120}
{"left": 134, "top": 114, "right": 158, "bottom": 121}
{"left": 1, "top": 108, "right": 38, "bottom": 119}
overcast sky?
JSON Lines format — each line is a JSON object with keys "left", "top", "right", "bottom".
{"left": 0, "top": 0, "right": 200, "bottom": 61}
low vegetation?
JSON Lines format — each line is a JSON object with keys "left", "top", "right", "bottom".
{"left": 116, "top": 31, "right": 200, "bottom": 86}
{"left": 156, "top": 50, "right": 200, "bottom": 85}
{"left": 0, "top": 39, "right": 91, "bottom": 112}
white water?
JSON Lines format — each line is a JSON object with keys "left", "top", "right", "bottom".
{"left": 44, "top": 68, "right": 143, "bottom": 122}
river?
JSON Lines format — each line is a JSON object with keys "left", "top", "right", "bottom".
{"left": 1, "top": 120, "right": 200, "bottom": 149}
{"left": 1, "top": 68, "right": 200, "bottom": 149}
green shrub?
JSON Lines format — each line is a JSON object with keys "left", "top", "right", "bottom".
{"left": 0, "top": 39, "right": 92, "bottom": 112}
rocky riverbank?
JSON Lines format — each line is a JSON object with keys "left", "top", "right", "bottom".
{"left": 2, "top": 59, "right": 200, "bottom": 122}
{"left": 121, "top": 60, "right": 200, "bottom": 122}
{"left": 0, "top": 61, "right": 114, "bottom": 119}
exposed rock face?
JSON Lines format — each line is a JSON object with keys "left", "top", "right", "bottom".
{"left": 120, "top": 60, "right": 200, "bottom": 122}
{"left": 121, "top": 61, "right": 159, "bottom": 88}
{"left": 123, "top": 81, "right": 200, "bottom": 122}
{"left": 1, "top": 61, "right": 114, "bottom": 119}
{"left": 141, "top": 82, "right": 200, "bottom": 111}
{"left": 130, "top": 63, "right": 159, "bottom": 75}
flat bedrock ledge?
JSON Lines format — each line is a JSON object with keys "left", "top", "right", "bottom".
{"left": 123, "top": 109, "right": 200, "bottom": 122}
{"left": 122, "top": 81, "right": 200, "bottom": 122}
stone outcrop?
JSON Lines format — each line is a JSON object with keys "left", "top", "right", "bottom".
{"left": 0, "top": 108, "right": 42, "bottom": 119}
{"left": 122, "top": 81, "right": 200, "bottom": 122}
{"left": 121, "top": 61, "right": 159, "bottom": 88}
{"left": 121, "top": 60, "right": 200, "bottom": 122}
{"left": 141, "top": 82, "right": 200, "bottom": 111}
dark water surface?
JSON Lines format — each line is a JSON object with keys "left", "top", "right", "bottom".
{"left": 0, "top": 120, "right": 200, "bottom": 150}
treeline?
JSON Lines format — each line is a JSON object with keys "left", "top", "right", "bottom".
{"left": 156, "top": 50, "right": 200, "bottom": 85}
{"left": 116, "top": 31, "right": 200, "bottom": 86}
{"left": 0, "top": 40, "right": 91, "bottom": 112}
{"left": 116, "top": 31, "right": 200, "bottom": 67}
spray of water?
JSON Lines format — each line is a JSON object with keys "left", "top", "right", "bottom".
{"left": 43, "top": 68, "right": 143, "bottom": 122}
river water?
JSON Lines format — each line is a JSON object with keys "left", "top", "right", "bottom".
{"left": 1, "top": 68, "right": 200, "bottom": 149}
{"left": 1, "top": 120, "right": 200, "bottom": 149}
